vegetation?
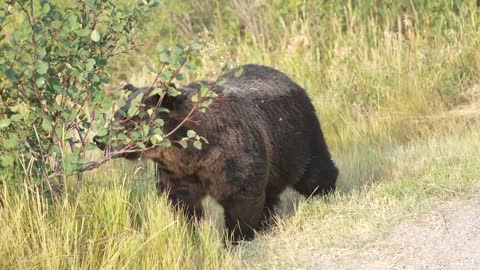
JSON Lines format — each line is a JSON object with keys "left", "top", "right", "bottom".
{"left": 1, "top": 0, "right": 479, "bottom": 269}
{"left": 0, "top": 0, "right": 212, "bottom": 189}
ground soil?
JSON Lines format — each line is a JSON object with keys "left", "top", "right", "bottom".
{"left": 310, "top": 198, "right": 480, "bottom": 270}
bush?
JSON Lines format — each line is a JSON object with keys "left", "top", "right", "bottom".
{"left": 0, "top": 0, "right": 162, "bottom": 187}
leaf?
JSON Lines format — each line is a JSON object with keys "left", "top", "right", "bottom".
{"left": 67, "top": 15, "right": 79, "bottom": 31}
{"left": 100, "top": 97, "right": 113, "bottom": 110}
{"left": 55, "top": 127, "right": 64, "bottom": 139}
{"left": 178, "top": 56, "right": 187, "bottom": 65}
{"left": 96, "top": 128, "right": 108, "bottom": 137}
{"left": 191, "top": 42, "right": 203, "bottom": 50}
{"left": 51, "top": 145, "right": 61, "bottom": 155}
{"left": 167, "top": 87, "right": 181, "bottom": 97}
{"left": 154, "top": 119, "right": 164, "bottom": 127}
{"left": 37, "top": 47, "right": 47, "bottom": 59}
{"left": 127, "top": 93, "right": 144, "bottom": 116}
{"left": 0, "top": 156, "right": 14, "bottom": 168}
{"left": 135, "top": 142, "right": 146, "bottom": 149}
{"left": 117, "top": 99, "right": 127, "bottom": 108}
{"left": 5, "top": 69, "right": 17, "bottom": 82}
{"left": 42, "top": 3, "right": 51, "bottom": 14}
{"left": 36, "top": 61, "right": 49, "bottom": 75}
{"left": 97, "top": 58, "right": 108, "bottom": 67}
{"left": 64, "top": 131, "right": 73, "bottom": 140}
{"left": 10, "top": 114, "right": 23, "bottom": 122}
{"left": 171, "top": 45, "right": 183, "bottom": 56}
{"left": 175, "top": 73, "right": 185, "bottom": 81}
{"left": 85, "top": 143, "right": 98, "bottom": 151}
{"left": 4, "top": 137, "right": 18, "bottom": 149}
{"left": 234, "top": 67, "right": 244, "bottom": 78}
{"left": 152, "top": 128, "right": 163, "bottom": 135}
{"left": 42, "top": 118, "right": 53, "bottom": 133}
{"left": 191, "top": 94, "right": 199, "bottom": 102}
{"left": 193, "top": 141, "right": 202, "bottom": 150}
{"left": 170, "top": 54, "right": 178, "bottom": 65}
{"left": 151, "top": 87, "right": 164, "bottom": 96}
{"left": 151, "top": 134, "right": 163, "bottom": 144}
{"left": 117, "top": 134, "right": 129, "bottom": 141}
{"left": 76, "top": 28, "right": 90, "bottom": 37}
{"left": 157, "top": 43, "right": 169, "bottom": 53}
{"left": 217, "top": 78, "right": 227, "bottom": 85}
{"left": 142, "top": 124, "right": 149, "bottom": 136}
{"left": 187, "top": 130, "right": 196, "bottom": 138}
{"left": 178, "top": 141, "right": 188, "bottom": 148}
{"left": 10, "top": 103, "right": 30, "bottom": 119}
{"left": 147, "top": 108, "right": 155, "bottom": 117}
{"left": 148, "top": 0, "right": 160, "bottom": 7}
{"left": 63, "top": 152, "right": 83, "bottom": 174}
{"left": 146, "top": 65, "right": 156, "bottom": 73}
{"left": 90, "top": 29, "right": 101, "bottom": 42}
{"left": 158, "top": 108, "right": 170, "bottom": 114}
{"left": 207, "top": 91, "right": 218, "bottom": 98}
{"left": 85, "top": 58, "right": 96, "bottom": 72}
{"left": 200, "top": 85, "right": 210, "bottom": 97}
{"left": 0, "top": 118, "right": 11, "bottom": 129}
{"left": 159, "top": 140, "right": 171, "bottom": 148}
{"left": 159, "top": 52, "right": 171, "bottom": 63}
{"left": 160, "top": 70, "right": 173, "bottom": 80}
{"left": 112, "top": 24, "right": 124, "bottom": 32}
{"left": 127, "top": 106, "right": 138, "bottom": 117}
{"left": 201, "top": 98, "right": 213, "bottom": 108}
{"left": 36, "top": 77, "right": 46, "bottom": 87}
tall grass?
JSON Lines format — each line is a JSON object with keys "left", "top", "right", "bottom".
{"left": 0, "top": 163, "right": 238, "bottom": 269}
{"left": 1, "top": 0, "right": 480, "bottom": 269}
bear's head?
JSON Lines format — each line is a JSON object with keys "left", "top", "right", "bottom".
{"left": 93, "top": 83, "right": 190, "bottom": 160}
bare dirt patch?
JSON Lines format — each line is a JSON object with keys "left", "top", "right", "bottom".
{"left": 310, "top": 198, "right": 480, "bottom": 270}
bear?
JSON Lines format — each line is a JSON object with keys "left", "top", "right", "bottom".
{"left": 94, "top": 64, "right": 338, "bottom": 242}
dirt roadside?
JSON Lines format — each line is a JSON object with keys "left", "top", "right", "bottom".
{"left": 310, "top": 197, "right": 480, "bottom": 270}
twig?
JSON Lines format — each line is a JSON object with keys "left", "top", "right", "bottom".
{"left": 79, "top": 144, "right": 158, "bottom": 172}
{"left": 79, "top": 159, "right": 110, "bottom": 172}
{"left": 164, "top": 104, "right": 197, "bottom": 138}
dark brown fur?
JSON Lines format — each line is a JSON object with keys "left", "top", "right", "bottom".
{"left": 96, "top": 64, "right": 338, "bottom": 242}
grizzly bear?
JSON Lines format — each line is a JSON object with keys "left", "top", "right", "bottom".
{"left": 94, "top": 64, "right": 338, "bottom": 242}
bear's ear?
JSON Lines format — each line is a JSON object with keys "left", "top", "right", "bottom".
{"left": 123, "top": 84, "right": 138, "bottom": 97}
{"left": 123, "top": 84, "right": 137, "bottom": 91}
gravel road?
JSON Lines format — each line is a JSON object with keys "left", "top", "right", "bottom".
{"left": 310, "top": 199, "right": 480, "bottom": 270}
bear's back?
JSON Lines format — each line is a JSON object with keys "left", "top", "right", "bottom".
{"left": 217, "top": 65, "right": 321, "bottom": 186}
{"left": 220, "top": 64, "right": 306, "bottom": 99}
